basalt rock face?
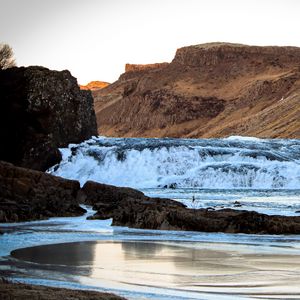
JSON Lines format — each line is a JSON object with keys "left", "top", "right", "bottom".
{"left": 0, "top": 66, "right": 97, "bottom": 171}
{"left": 0, "top": 161, "right": 85, "bottom": 222}
{"left": 125, "top": 63, "right": 169, "bottom": 73}
{"left": 94, "top": 42, "right": 300, "bottom": 138}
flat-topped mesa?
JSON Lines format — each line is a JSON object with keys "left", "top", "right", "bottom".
{"left": 119, "top": 63, "right": 169, "bottom": 81}
{"left": 173, "top": 42, "right": 300, "bottom": 67}
{"left": 125, "top": 62, "right": 169, "bottom": 73}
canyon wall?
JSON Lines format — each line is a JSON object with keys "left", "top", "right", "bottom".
{"left": 93, "top": 42, "right": 300, "bottom": 138}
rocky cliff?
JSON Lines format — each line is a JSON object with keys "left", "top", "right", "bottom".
{"left": 0, "top": 66, "right": 97, "bottom": 171}
{"left": 125, "top": 62, "right": 169, "bottom": 73}
{"left": 93, "top": 42, "right": 300, "bottom": 138}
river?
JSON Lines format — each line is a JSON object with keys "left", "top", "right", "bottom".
{"left": 1, "top": 136, "right": 300, "bottom": 299}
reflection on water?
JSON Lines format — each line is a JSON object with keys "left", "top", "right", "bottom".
{"left": 122, "top": 241, "right": 165, "bottom": 257}
{"left": 10, "top": 241, "right": 300, "bottom": 299}
{"left": 12, "top": 242, "right": 96, "bottom": 266}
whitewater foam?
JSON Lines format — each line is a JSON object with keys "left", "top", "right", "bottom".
{"left": 48, "top": 136, "right": 300, "bottom": 190}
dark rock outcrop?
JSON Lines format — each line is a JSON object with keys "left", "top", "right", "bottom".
{"left": 111, "top": 206, "right": 300, "bottom": 234}
{"left": 80, "top": 181, "right": 300, "bottom": 235}
{"left": 80, "top": 181, "right": 184, "bottom": 221}
{"left": 0, "top": 161, "right": 84, "bottom": 222}
{"left": 0, "top": 66, "right": 97, "bottom": 171}
{"left": 1, "top": 161, "right": 300, "bottom": 235}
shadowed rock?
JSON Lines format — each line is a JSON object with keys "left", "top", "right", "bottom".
{"left": 80, "top": 180, "right": 300, "bottom": 235}
{"left": 0, "top": 66, "right": 97, "bottom": 171}
{"left": 0, "top": 161, "right": 84, "bottom": 222}
{"left": 1, "top": 161, "right": 300, "bottom": 235}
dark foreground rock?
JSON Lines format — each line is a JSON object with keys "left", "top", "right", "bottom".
{"left": 1, "top": 161, "right": 300, "bottom": 234}
{"left": 0, "top": 161, "right": 84, "bottom": 222}
{"left": 0, "top": 66, "right": 97, "bottom": 171}
{"left": 112, "top": 205, "right": 300, "bottom": 234}
{"left": 0, "top": 280, "right": 126, "bottom": 300}
{"left": 81, "top": 181, "right": 184, "bottom": 222}
{"left": 81, "top": 181, "right": 300, "bottom": 235}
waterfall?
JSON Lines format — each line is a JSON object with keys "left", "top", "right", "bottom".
{"left": 48, "top": 136, "right": 300, "bottom": 189}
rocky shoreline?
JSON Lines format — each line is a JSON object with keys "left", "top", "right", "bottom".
{"left": 0, "top": 161, "right": 85, "bottom": 223}
{"left": 0, "top": 280, "right": 126, "bottom": 300}
{"left": 1, "top": 160, "right": 300, "bottom": 235}
{"left": 83, "top": 180, "right": 300, "bottom": 235}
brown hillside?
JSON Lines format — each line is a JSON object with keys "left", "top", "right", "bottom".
{"left": 93, "top": 43, "right": 300, "bottom": 138}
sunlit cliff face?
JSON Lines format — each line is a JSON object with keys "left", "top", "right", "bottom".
{"left": 79, "top": 81, "right": 110, "bottom": 90}
{"left": 125, "top": 63, "right": 169, "bottom": 73}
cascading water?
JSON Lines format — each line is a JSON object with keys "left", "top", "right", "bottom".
{"left": 48, "top": 136, "right": 300, "bottom": 189}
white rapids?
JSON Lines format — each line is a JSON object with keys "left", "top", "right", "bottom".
{"left": 48, "top": 136, "right": 300, "bottom": 189}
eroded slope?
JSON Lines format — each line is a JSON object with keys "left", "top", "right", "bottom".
{"left": 94, "top": 43, "right": 300, "bottom": 138}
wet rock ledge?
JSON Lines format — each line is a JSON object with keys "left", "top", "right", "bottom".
{"left": 1, "top": 160, "right": 300, "bottom": 235}
{"left": 0, "top": 161, "right": 84, "bottom": 222}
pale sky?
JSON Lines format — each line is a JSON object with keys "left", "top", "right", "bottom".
{"left": 1, "top": 0, "right": 300, "bottom": 84}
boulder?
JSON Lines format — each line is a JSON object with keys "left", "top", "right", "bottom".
{"left": 0, "top": 66, "right": 97, "bottom": 171}
{"left": 0, "top": 161, "right": 85, "bottom": 222}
